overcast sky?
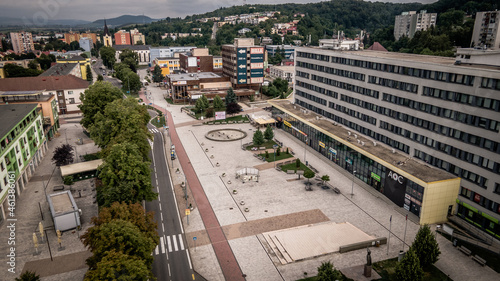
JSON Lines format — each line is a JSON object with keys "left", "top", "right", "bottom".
{"left": 1, "top": 0, "right": 437, "bottom": 22}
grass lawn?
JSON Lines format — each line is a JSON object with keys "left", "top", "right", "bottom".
{"left": 205, "top": 114, "right": 248, "bottom": 124}
{"left": 152, "top": 116, "right": 166, "bottom": 128}
{"left": 280, "top": 162, "right": 314, "bottom": 175}
{"left": 165, "top": 97, "right": 174, "bottom": 104}
{"left": 372, "top": 257, "right": 452, "bottom": 281}
{"left": 246, "top": 140, "right": 279, "bottom": 150}
{"left": 82, "top": 152, "right": 100, "bottom": 161}
{"left": 259, "top": 151, "right": 294, "bottom": 162}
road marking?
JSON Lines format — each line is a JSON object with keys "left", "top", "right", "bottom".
{"left": 192, "top": 273, "right": 195, "bottom": 280}
{"left": 167, "top": 235, "right": 172, "bottom": 252}
{"left": 159, "top": 204, "right": 162, "bottom": 211}
{"left": 155, "top": 245, "right": 159, "bottom": 255}
{"left": 162, "top": 223, "right": 165, "bottom": 232}
{"left": 160, "top": 212, "right": 163, "bottom": 221}
{"left": 160, "top": 236, "right": 165, "bottom": 254}
{"left": 158, "top": 194, "right": 161, "bottom": 201}
{"left": 178, "top": 234, "right": 185, "bottom": 250}
{"left": 168, "top": 264, "right": 171, "bottom": 276}
{"left": 187, "top": 250, "right": 193, "bottom": 269}
{"left": 173, "top": 235, "right": 178, "bottom": 251}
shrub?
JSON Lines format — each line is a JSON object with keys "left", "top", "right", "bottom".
{"left": 63, "top": 176, "right": 74, "bottom": 185}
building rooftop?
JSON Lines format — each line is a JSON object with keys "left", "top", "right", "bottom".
{"left": 39, "top": 63, "right": 79, "bottom": 76}
{"left": 270, "top": 65, "right": 294, "bottom": 72}
{"left": 168, "top": 72, "right": 222, "bottom": 81}
{"left": 114, "top": 45, "right": 151, "bottom": 51}
{"left": 0, "top": 103, "right": 37, "bottom": 139}
{"left": 57, "top": 55, "right": 86, "bottom": 61}
{"left": 268, "top": 99, "right": 458, "bottom": 184}
{"left": 0, "top": 75, "right": 89, "bottom": 91}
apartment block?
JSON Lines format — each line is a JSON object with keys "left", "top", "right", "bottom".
{"left": 394, "top": 10, "right": 437, "bottom": 40}
{"left": 471, "top": 11, "right": 500, "bottom": 49}
{"left": 284, "top": 46, "right": 500, "bottom": 238}
{"left": 222, "top": 38, "right": 264, "bottom": 90}
{"left": 10, "top": 32, "right": 35, "bottom": 54}
{"left": 114, "top": 30, "right": 131, "bottom": 45}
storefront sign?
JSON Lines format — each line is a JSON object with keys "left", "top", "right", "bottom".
{"left": 328, "top": 147, "right": 337, "bottom": 155}
{"left": 474, "top": 193, "right": 481, "bottom": 203}
{"left": 284, "top": 121, "right": 291, "bottom": 127}
{"left": 250, "top": 47, "right": 264, "bottom": 54}
{"left": 383, "top": 168, "right": 407, "bottom": 207}
{"left": 319, "top": 141, "right": 325, "bottom": 148}
{"left": 345, "top": 157, "right": 352, "bottom": 165}
{"left": 371, "top": 172, "right": 381, "bottom": 182}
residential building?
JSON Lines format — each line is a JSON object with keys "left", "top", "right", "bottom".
{"left": 80, "top": 32, "right": 98, "bottom": 45}
{"left": 102, "top": 20, "right": 113, "bottom": 47}
{"left": 288, "top": 46, "right": 500, "bottom": 238}
{"left": 0, "top": 104, "right": 48, "bottom": 224}
{"left": 63, "top": 32, "right": 80, "bottom": 44}
{"left": 213, "top": 56, "right": 223, "bottom": 72}
{"left": 0, "top": 91, "right": 59, "bottom": 139}
{"left": 394, "top": 10, "right": 437, "bottom": 40}
{"left": 130, "top": 28, "right": 145, "bottom": 45}
{"left": 222, "top": 38, "right": 264, "bottom": 90}
{"left": 0, "top": 75, "right": 89, "bottom": 114}
{"left": 56, "top": 56, "right": 91, "bottom": 80}
{"left": 10, "top": 32, "right": 35, "bottom": 54}
{"left": 149, "top": 46, "right": 196, "bottom": 62}
{"left": 79, "top": 37, "right": 93, "bottom": 52}
{"left": 114, "top": 45, "right": 150, "bottom": 66}
{"left": 0, "top": 59, "right": 37, "bottom": 79}
{"left": 471, "top": 11, "right": 500, "bottom": 49}
{"left": 455, "top": 48, "right": 500, "bottom": 67}
{"left": 114, "top": 30, "right": 131, "bottom": 45}
{"left": 318, "top": 39, "right": 361, "bottom": 50}
{"left": 238, "top": 28, "right": 251, "bottom": 35}
{"left": 269, "top": 65, "right": 294, "bottom": 84}
{"left": 166, "top": 72, "right": 242, "bottom": 103}
{"left": 179, "top": 48, "right": 214, "bottom": 73}
{"left": 266, "top": 45, "right": 296, "bottom": 60}
{"left": 154, "top": 57, "right": 180, "bottom": 76}
{"left": 39, "top": 63, "right": 82, "bottom": 79}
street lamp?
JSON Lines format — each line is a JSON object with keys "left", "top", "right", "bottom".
{"left": 351, "top": 170, "right": 357, "bottom": 198}
{"left": 304, "top": 137, "right": 307, "bottom": 166}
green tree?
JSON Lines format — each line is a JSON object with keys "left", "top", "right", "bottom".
{"left": 205, "top": 107, "right": 214, "bottom": 118}
{"left": 90, "top": 98, "right": 151, "bottom": 160}
{"left": 304, "top": 169, "right": 315, "bottom": 182}
{"left": 225, "top": 87, "right": 237, "bottom": 106}
{"left": 52, "top": 144, "right": 74, "bottom": 166}
{"left": 97, "top": 74, "right": 103, "bottom": 81}
{"left": 86, "top": 65, "right": 93, "bottom": 82}
{"left": 194, "top": 98, "right": 205, "bottom": 114}
{"left": 28, "top": 60, "right": 39, "bottom": 70}
{"left": 317, "top": 261, "right": 342, "bottom": 281}
{"left": 264, "top": 125, "right": 274, "bottom": 141}
{"left": 78, "top": 81, "right": 123, "bottom": 129}
{"left": 253, "top": 129, "right": 264, "bottom": 146}
{"left": 15, "top": 270, "right": 40, "bottom": 281}
{"left": 200, "top": 95, "right": 209, "bottom": 110}
{"left": 296, "top": 158, "right": 301, "bottom": 168}
{"left": 84, "top": 250, "right": 152, "bottom": 281}
{"left": 100, "top": 46, "right": 116, "bottom": 68}
{"left": 267, "top": 85, "right": 279, "bottom": 98}
{"left": 273, "top": 77, "right": 289, "bottom": 94}
{"left": 265, "top": 150, "right": 269, "bottom": 158}
{"left": 81, "top": 220, "right": 156, "bottom": 270}
{"left": 119, "top": 49, "right": 139, "bottom": 72}
{"left": 121, "top": 70, "right": 142, "bottom": 94}
{"left": 113, "top": 63, "right": 131, "bottom": 81}
{"left": 321, "top": 175, "right": 330, "bottom": 186}
{"left": 213, "top": 95, "right": 224, "bottom": 109}
{"left": 395, "top": 248, "right": 424, "bottom": 281}
{"left": 4, "top": 64, "right": 42, "bottom": 77}
{"left": 226, "top": 102, "right": 242, "bottom": 115}
{"left": 97, "top": 143, "right": 156, "bottom": 207}
{"left": 410, "top": 224, "right": 441, "bottom": 268}
{"left": 276, "top": 147, "right": 281, "bottom": 156}
{"left": 152, "top": 65, "right": 164, "bottom": 83}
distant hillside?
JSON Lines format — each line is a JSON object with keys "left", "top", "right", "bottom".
{"left": 0, "top": 17, "right": 90, "bottom": 27}
{"left": 82, "top": 15, "right": 157, "bottom": 29}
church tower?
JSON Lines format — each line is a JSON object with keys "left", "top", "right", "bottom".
{"left": 102, "top": 19, "right": 113, "bottom": 47}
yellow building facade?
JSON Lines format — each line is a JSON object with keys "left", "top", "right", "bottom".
{"left": 56, "top": 57, "right": 91, "bottom": 80}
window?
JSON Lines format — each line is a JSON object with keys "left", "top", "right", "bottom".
{"left": 58, "top": 92, "right": 62, "bottom": 96}
{"left": 495, "top": 183, "right": 500, "bottom": 195}
{"left": 69, "top": 98, "right": 75, "bottom": 104}
{"left": 68, "top": 91, "right": 73, "bottom": 95}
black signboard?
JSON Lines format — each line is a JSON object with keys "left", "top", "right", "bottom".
{"left": 383, "top": 168, "right": 407, "bottom": 207}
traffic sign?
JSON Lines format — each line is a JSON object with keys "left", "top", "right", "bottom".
{"left": 185, "top": 209, "right": 190, "bottom": 215}
{"left": 193, "top": 236, "right": 197, "bottom": 241}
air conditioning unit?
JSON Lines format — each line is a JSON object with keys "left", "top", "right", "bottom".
{"left": 354, "top": 134, "right": 357, "bottom": 139}
{"left": 373, "top": 141, "right": 377, "bottom": 146}
{"left": 316, "top": 116, "right": 319, "bottom": 120}
{"left": 348, "top": 131, "right": 351, "bottom": 136}
{"left": 392, "top": 148, "right": 396, "bottom": 153}
{"left": 361, "top": 141, "right": 365, "bottom": 146}
{"left": 357, "top": 139, "right": 361, "bottom": 144}
{"left": 294, "top": 106, "right": 296, "bottom": 109}
{"left": 333, "top": 122, "right": 338, "bottom": 126}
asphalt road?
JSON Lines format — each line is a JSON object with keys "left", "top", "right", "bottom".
{"left": 91, "top": 58, "right": 122, "bottom": 88}
{"left": 146, "top": 123, "right": 196, "bottom": 281}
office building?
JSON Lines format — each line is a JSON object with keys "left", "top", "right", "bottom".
{"left": 269, "top": 65, "right": 294, "bottom": 84}
{"left": 471, "top": 11, "right": 500, "bottom": 49}
{"left": 79, "top": 37, "right": 93, "bottom": 52}
{"left": 149, "top": 46, "right": 196, "bottom": 63}
{"left": 266, "top": 45, "right": 296, "bottom": 60}
{"left": 280, "top": 46, "right": 500, "bottom": 238}
{"left": 394, "top": 10, "right": 437, "bottom": 40}
{"left": 130, "top": 28, "right": 145, "bottom": 45}
{"left": 222, "top": 38, "right": 264, "bottom": 90}
{"left": 0, "top": 104, "right": 48, "bottom": 224}
{"left": 10, "top": 32, "right": 35, "bottom": 54}
{"left": 64, "top": 32, "right": 80, "bottom": 44}
{"left": 179, "top": 48, "right": 214, "bottom": 73}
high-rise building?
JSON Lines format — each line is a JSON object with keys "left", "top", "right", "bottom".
{"left": 222, "top": 38, "right": 264, "bottom": 90}
{"left": 149, "top": 46, "right": 196, "bottom": 62}
{"left": 179, "top": 48, "right": 214, "bottom": 73}
{"left": 114, "top": 30, "right": 131, "bottom": 45}
{"left": 10, "top": 32, "right": 34, "bottom": 54}
{"left": 102, "top": 20, "right": 113, "bottom": 47}
{"left": 63, "top": 32, "right": 80, "bottom": 44}
{"left": 79, "top": 37, "right": 93, "bottom": 52}
{"left": 80, "top": 32, "right": 98, "bottom": 45}
{"left": 394, "top": 10, "right": 437, "bottom": 40}
{"left": 471, "top": 11, "right": 500, "bottom": 49}
{"left": 283, "top": 46, "right": 500, "bottom": 238}
{"left": 130, "top": 28, "right": 145, "bottom": 45}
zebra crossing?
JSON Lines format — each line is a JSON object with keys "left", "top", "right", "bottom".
{"left": 149, "top": 128, "right": 159, "bottom": 134}
{"left": 154, "top": 234, "right": 186, "bottom": 255}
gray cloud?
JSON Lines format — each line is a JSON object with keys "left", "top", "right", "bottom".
{"left": 1, "top": 0, "right": 436, "bottom": 22}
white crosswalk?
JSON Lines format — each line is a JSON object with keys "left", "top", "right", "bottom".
{"left": 149, "top": 128, "right": 159, "bottom": 134}
{"left": 154, "top": 234, "right": 185, "bottom": 255}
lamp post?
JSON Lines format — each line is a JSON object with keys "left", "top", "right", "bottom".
{"left": 304, "top": 137, "right": 307, "bottom": 166}
{"left": 351, "top": 170, "right": 356, "bottom": 198}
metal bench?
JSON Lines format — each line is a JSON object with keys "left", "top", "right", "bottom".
{"left": 472, "top": 255, "right": 486, "bottom": 266}
{"left": 458, "top": 246, "right": 472, "bottom": 256}
{"left": 53, "top": 185, "right": 65, "bottom": 191}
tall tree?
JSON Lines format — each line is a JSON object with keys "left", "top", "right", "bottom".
{"left": 52, "top": 144, "right": 74, "bottom": 166}
{"left": 120, "top": 70, "right": 142, "bottom": 94}
{"left": 264, "top": 125, "right": 274, "bottom": 141}
{"left": 15, "top": 270, "right": 40, "bottom": 281}
{"left": 395, "top": 248, "right": 424, "bottom": 281}
{"left": 81, "top": 220, "right": 156, "bottom": 270}
{"left": 304, "top": 169, "right": 315, "bottom": 182}
{"left": 226, "top": 102, "right": 242, "bottom": 115}
{"left": 99, "top": 46, "right": 116, "bottom": 68}
{"left": 78, "top": 81, "right": 123, "bottom": 129}
{"left": 4, "top": 64, "right": 42, "bottom": 77}
{"left": 194, "top": 98, "right": 205, "bottom": 114}
{"left": 84, "top": 250, "right": 152, "bottom": 281}
{"left": 225, "top": 87, "right": 237, "bottom": 106}
{"left": 86, "top": 65, "right": 93, "bottom": 82}
{"left": 410, "top": 224, "right": 441, "bottom": 268}
{"left": 152, "top": 65, "right": 164, "bottom": 83}
{"left": 316, "top": 261, "right": 343, "bottom": 281}
{"left": 213, "top": 95, "right": 224, "bottom": 109}
{"left": 200, "top": 95, "right": 209, "bottom": 110}
{"left": 253, "top": 129, "right": 264, "bottom": 146}
{"left": 119, "top": 49, "right": 139, "bottom": 72}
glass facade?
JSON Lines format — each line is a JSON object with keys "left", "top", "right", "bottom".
{"left": 272, "top": 107, "right": 424, "bottom": 217}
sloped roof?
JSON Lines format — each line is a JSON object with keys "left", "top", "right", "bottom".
{"left": 0, "top": 75, "right": 89, "bottom": 91}
{"left": 40, "top": 63, "right": 79, "bottom": 76}
{"left": 367, "top": 42, "right": 388, "bottom": 52}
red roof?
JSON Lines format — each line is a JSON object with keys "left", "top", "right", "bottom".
{"left": 367, "top": 42, "right": 388, "bottom": 52}
{"left": 0, "top": 75, "right": 89, "bottom": 91}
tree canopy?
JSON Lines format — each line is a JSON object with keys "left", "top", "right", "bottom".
{"left": 100, "top": 47, "right": 116, "bottom": 68}
{"left": 410, "top": 224, "right": 441, "bottom": 268}
{"left": 52, "top": 144, "right": 74, "bottom": 166}
{"left": 152, "top": 65, "right": 164, "bottom": 83}
{"left": 84, "top": 250, "right": 152, "bottom": 281}
{"left": 119, "top": 49, "right": 139, "bottom": 72}
{"left": 225, "top": 87, "right": 237, "bottom": 106}
{"left": 264, "top": 125, "right": 274, "bottom": 142}
{"left": 253, "top": 129, "right": 264, "bottom": 146}
{"left": 395, "top": 248, "right": 424, "bottom": 281}
{"left": 78, "top": 81, "right": 123, "bottom": 129}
